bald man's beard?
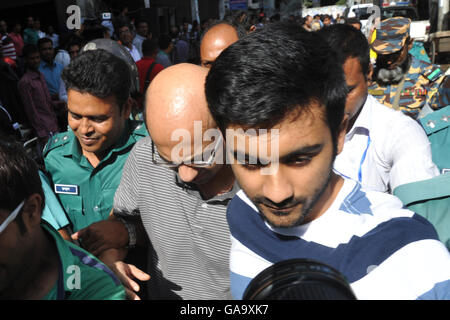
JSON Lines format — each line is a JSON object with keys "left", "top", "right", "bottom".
{"left": 375, "top": 54, "right": 410, "bottom": 85}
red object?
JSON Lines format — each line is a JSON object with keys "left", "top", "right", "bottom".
{"left": 2, "top": 57, "right": 16, "bottom": 68}
{"left": 135, "top": 57, "right": 164, "bottom": 110}
{"left": 136, "top": 57, "right": 164, "bottom": 95}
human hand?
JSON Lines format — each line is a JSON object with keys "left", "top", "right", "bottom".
{"left": 72, "top": 219, "right": 129, "bottom": 256}
{"left": 110, "top": 261, "right": 151, "bottom": 300}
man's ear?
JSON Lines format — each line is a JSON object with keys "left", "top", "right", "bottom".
{"left": 367, "top": 63, "right": 374, "bottom": 82}
{"left": 21, "top": 193, "right": 43, "bottom": 231}
{"left": 336, "top": 113, "right": 349, "bottom": 156}
{"left": 122, "top": 96, "right": 133, "bottom": 119}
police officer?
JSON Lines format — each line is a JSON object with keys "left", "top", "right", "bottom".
{"left": 368, "top": 17, "right": 447, "bottom": 119}
{"left": 43, "top": 44, "right": 147, "bottom": 234}
{"left": 419, "top": 76, "right": 450, "bottom": 175}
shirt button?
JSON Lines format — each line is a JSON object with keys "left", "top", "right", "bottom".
{"left": 201, "top": 203, "right": 208, "bottom": 209}
{"left": 93, "top": 205, "right": 99, "bottom": 212}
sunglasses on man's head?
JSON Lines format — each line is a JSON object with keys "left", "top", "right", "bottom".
{"left": 0, "top": 200, "right": 24, "bottom": 235}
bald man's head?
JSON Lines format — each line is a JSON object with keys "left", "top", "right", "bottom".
{"left": 200, "top": 23, "right": 239, "bottom": 68}
{"left": 145, "top": 63, "right": 224, "bottom": 184}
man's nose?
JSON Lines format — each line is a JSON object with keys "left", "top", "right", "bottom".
{"left": 262, "top": 169, "right": 294, "bottom": 205}
{"left": 78, "top": 118, "right": 94, "bottom": 135}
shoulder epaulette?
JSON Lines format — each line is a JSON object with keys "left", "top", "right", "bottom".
{"left": 420, "top": 105, "right": 450, "bottom": 135}
{"left": 43, "top": 132, "right": 72, "bottom": 157}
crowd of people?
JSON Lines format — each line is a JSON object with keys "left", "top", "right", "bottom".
{"left": 0, "top": 6, "right": 450, "bottom": 301}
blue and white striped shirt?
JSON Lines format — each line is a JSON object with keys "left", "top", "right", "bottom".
{"left": 228, "top": 177, "right": 450, "bottom": 300}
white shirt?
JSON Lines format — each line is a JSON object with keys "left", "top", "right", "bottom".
{"left": 55, "top": 50, "right": 70, "bottom": 68}
{"left": 133, "top": 34, "right": 146, "bottom": 58}
{"left": 125, "top": 44, "right": 142, "bottom": 62}
{"left": 334, "top": 95, "right": 439, "bottom": 193}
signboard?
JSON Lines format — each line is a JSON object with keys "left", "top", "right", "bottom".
{"left": 230, "top": 0, "right": 248, "bottom": 10}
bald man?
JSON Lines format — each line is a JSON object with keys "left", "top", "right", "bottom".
{"left": 200, "top": 22, "right": 239, "bottom": 68}
{"left": 81, "top": 64, "right": 236, "bottom": 300}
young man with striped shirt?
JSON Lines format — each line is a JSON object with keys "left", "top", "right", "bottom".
{"left": 205, "top": 22, "right": 450, "bottom": 300}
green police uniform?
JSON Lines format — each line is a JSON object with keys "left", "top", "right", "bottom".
{"left": 394, "top": 174, "right": 450, "bottom": 251}
{"left": 419, "top": 105, "right": 450, "bottom": 175}
{"left": 39, "top": 171, "right": 70, "bottom": 230}
{"left": 41, "top": 221, "right": 126, "bottom": 299}
{"left": 43, "top": 120, "right": 147, "bottom": 232}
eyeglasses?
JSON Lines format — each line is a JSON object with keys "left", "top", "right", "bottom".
{"left": 0, "top": 200, "right": 24, "bottom": 235}
{"left": 376, "top": 48, "right": 404, "bottom": 67}
{"left": 151, "top": 135, "right": 223, "bottom": 168}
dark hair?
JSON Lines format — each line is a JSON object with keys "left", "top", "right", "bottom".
{"left": 22, "top": 44, "right": 39, "bottom": 58}
{"left": 135, "top": 18, "right": 149, "bottom": 28}
{"left": 67, "top": 39, "right": 81, "bottom": 50}
{"left": 224, "top": 10, "right": 257, "bottom": 37}
{"left": 205, "top": 22, "right": 347, "bottom": 145}
{"left": 345, "top": 17, "right": 362, "bottom": 29}
{"left": 0, "top": 137, "right": 44, "bottom": 212}
{"left": 81, "top": 23, "right": 108, "bottom": 44}
{"left": 142, "top": 38, "right": 158, "bottom": 56}
{"left": 117, "top": 22, "right": 132, "bottom": 32}
{"left": 62, "top": 49, "right": 131, "bottom": 110}
{"left": 37, "top": 37, "right": 52, "bottom": 49}
{"left": 158, "top": 34, "right": 172, "bottom": 50}
{"left": 317, "top": 24, "right": 370, "bottom": 78}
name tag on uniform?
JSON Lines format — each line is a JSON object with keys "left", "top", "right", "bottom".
{"left": 54, "top": 184, "right": 79, "bottom": 195}
{"left": 368, "top": 89, "right": 384, "bottom": 96}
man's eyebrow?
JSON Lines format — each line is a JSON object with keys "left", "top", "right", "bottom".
{"left": 232, "top": 144, "right": 324, "bottom": 163}
{"left": 233, "top": 150, "right": 260, "bottom": 163}
{"left": 68, "top": 110, "right": 107, "bottom": 120}
{"left": 68, "top": 110, "right": 80, "bottom": 117}
{"left": 279, "top": 144, "right": 323, "bottom": 161}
